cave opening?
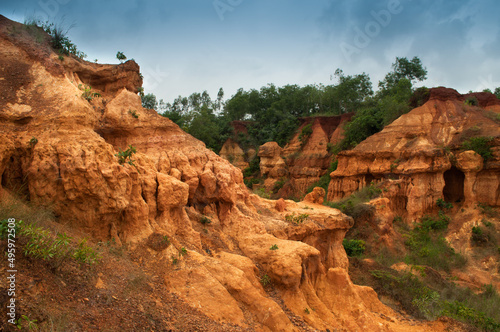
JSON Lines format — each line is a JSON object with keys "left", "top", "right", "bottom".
{"left": 443, "top": 166, "right": 465, "bottom": 203}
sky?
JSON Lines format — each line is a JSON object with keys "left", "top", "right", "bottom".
{"left": 2, "top": 0, "right": 499, "bottom": 103}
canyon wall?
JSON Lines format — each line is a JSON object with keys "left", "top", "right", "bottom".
{"left": 327, "top": 87, "right": 500, "bottom": 220}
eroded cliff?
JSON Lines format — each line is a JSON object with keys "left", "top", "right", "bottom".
{"left": 0, "top": 16, "right": 456, "bottom": 331}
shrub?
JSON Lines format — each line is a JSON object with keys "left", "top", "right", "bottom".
{"left": 471, "top": 226, "right": 489, "bottom": 245}
{"left": 115, "top": 145, "right": 137, "bottom": 167}
{"left": 79, "top": 84, "right": 101, "bottom": 101}
{"left": 464, "top": 96, "right": 478, "bottom": 106}
{"left": 404, "top": 213, "right": 465, "bottom": 272}
{"left": 37, "top": 20, "right": 87, "bottom": 59}
{"left": 28, "top": 137, "right": 38, "bottom": 148}
{"left": 116, "top": 51, "right": 127, "bottom": 62}
{"left": 298, "top": 123, "right": 313, "bottom": 146}
{"left": 200, "top": 216, "right": 211, "bottom": 225}
{"left": 270, "top": 244, "right": 279, "bottom": 250}
{"left": 343, "top": 239, "right": 366, "bottom": 256}
{"left": 461, "top": 136, "right": 494, "bottom": 161}
{"left": 285, "top": 213, "right": 309, "bottom": 225}
{"left": 436, "top": 198, "right": 453, "bottom": 210}
{"left": 260, "top": 274, "right": 271, "bottom": 286}
{"left": 128, "top": 109, "right": 139, "bottom": 118}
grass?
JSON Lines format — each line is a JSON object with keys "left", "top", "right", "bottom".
{"left": 285, "top": 213, "right": 309, "bottom": 225}
{"left": 325, "top": 183, "right": 382, "bottom": 219}
{"left": 403, "top": 213, "right": 466, "bottom": 272}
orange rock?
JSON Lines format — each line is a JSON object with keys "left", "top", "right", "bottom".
{"left": 303, "top": 187, "right": 326, "bottom": 205}
{"left": 275, "top": 198, "right": 287, "bottom": 212}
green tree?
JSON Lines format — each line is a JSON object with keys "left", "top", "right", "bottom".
{"left": 116, "top": 51, "right": 127, "bottom": 62}
{"left": 494, "top": 87, "right": 500, "bottom": 99}
{"left": 142, "top": 93, "right": 157, "bottom": 110}
{"left": 379, "top": 56, "right": 427, "bottom": 93}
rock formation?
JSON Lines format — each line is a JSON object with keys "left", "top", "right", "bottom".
{"left": 0, "top": 16, "right": 455, "bottom": 331}
{"left": 328, "top": 87, "right": 500, "bottom": 220}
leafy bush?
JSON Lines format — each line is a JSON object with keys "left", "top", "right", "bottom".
{"left": 128, "top": 109, "right": 139, "bottom": 118}
{"left": 404, "top": 213, "right": 465, "bottom": 272}
{"left": 298, "top": 123, "right": 313, "bottom": 146}
{"left": 200, "top": 216, "right": 212, "bottom": 225}
{"left": 436, "top": 198, "right": 453, "bottom": 210}
{"left": 464, "top": 96, "right": 479, "bottom": 106}
{"left": 79, "top": 84, "right": 101, "bottom": 101}
{"left": 285, "top": 213, "right": 309, "bottom": 225}
{"left": 260, "top": 274, "right": 271, "bottom": 286}
{"left": 20, "top": 222, "right": 99, "bottom": 265}
{"left": 471, "top": 226, "right": 489, "bottom": 245}
{"left": 325, "top": 184, "right": 381, "bottom": 219}
{"left": 115, "top": 145, "right": 137, "bottom": 167}
{"left": 343, "top": 239, "right": 366, "bottom": 256}
{"left": 461, "top": 136, "right": 493, "bottom": 161}
{"left": 116, "top": 51, "right": 127, "bottom": 62}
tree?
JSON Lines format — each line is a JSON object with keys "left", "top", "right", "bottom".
{"left": 379, "top": 56, "right": 427, "bottom": 92}
{"left": 494, "top": 87, "right": 500, "bottom": 99}
{"left": 142, "top": 93, "right": 157, "bottom": 110}
{"left": 116, "top": 51, "right": 127, "bottom": 62}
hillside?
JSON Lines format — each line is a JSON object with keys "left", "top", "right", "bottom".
{"left": 0, "top": 15, "right": 468, "bottom": 332}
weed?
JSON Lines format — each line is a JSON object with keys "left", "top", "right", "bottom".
{"left": 461, "top": 136, "right": 494, "bottom": 161}
{"left": 73, "top": 238, "right": 100, "bottom": 265}
{"left": 272, "top": 178, "right": 286, "bottom": 193}
{"left": 199, "top": 215, "right": 212, "bottom": 225}
{"left": 477, "top": 203, "right": 499, "bottom": 218}
{"left": 16, "top": 314, "right": 39, "bottom": 331}
{"left": 464, "top": 96, "right": 478, "bottom": 106}
{"left": 299, "top": 123, "right": 313, "bottom": 146}
{"left": 172, "top": 256, "right": 178, "bottom": 265}
{"left": 128, "top": 109, "right": 139, "bottom": 118}
{"left": 115, "top": 145, "right": 137, "bottom": 167}
{"left": 404, "top": 213, "right": 465, "bottom": 272}
{"left": 79, "top": 84, "right": 101, "bottom": 101}
{"left": 179, "top": 247, "right": 188, "bottom": 256}
{"left": 254, "top": 187, "right": 270, "bottom": 199}
{"left": 436, "top": 198, "right": 453, "bottom": 210}
{"left": 285, "top": 213, "right": 309, "bottom": 225}
{"left": 343, "top": 239, "right": 365, "bottom": 257}
{"left": 471, "top": 226, "right": 489, "bottom": 245}
{"left": 28, "top": 137, "right": 38, "bottom": 148}
{"left": 304, "top": 308, "right": 310, "bottom": 314}
{"left": 116, "top": 51, "right": 127, "bottom": 62}
{"left": 270, "top": 244, "right": 279, "bottom": 250}
{"left": 260, "top": 274, "right": 271, "bottom": 286}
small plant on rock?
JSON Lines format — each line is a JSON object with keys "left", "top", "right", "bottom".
{"left": 79, "top": 84, "right": 101, "bottom": 101}
{"left": 270, "top": 244, "right": 279, "bottom": 250}
{"left": 260, "top": 274, "right": 271, "bottom": 286}
{"left": 128, "top": 109, "right": 139, "bottom": 118}
{"left": 116, "top": 51, "right": 127, "bottom": 62}
{"left": 115, "top": 145, "right": 137, "bottom": 167}
{"left": 28, "top": 137, "right": 38, "bottom": 148}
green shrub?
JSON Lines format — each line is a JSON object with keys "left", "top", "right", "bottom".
{"left": 285, "top": 213, "right": 309, "bottom": 225}
{"left": 200, "top": 216, "right": 211, "bottom": 225}
{"left": 464, "top": 96, "right": 479, "bottom": 106}
{"left": 116, "top": 51, "right": 127, "bottom": 62}
{"left": 436, "top": 198, "right": 453, "bottom": 210}
{"left": 35, "top": 20, "right": 87, "bottom": 59}
{"left": 28, "top": 137, "right": 38, "bottom": 148}
{"left": 298, "top": 123, "right": 313, "bottom": 146}
{"left": 79, "top": 84, "right": 101, "bottom": 101}
{"left": 270, "top": 244, "right": 279, "bottom": 250}
{"left": 128, "top": 109, "right": 139, "bottom": 118}
{"left": 343, "top": 239, "right": 365, "bottom": 256}
{"left": 404, "top": 213, "right": 465, "bottom": 272}
{"left": 272, "top": 178, "right": 286, "bottom": 193}
{"left": 461, "top": 136, "right": 494, "bottom": 161}
{"left": 260, "top": 274, "right": 271, "bottom": 286}
{"left": 471, "top": 226, "right": 489, "bottom": 245}
{"left": 115, "top": 145, "right": 137, "bottom": 167}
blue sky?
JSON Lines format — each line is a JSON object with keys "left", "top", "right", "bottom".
{"left": 2, "top": 0, "right": 499, "bottom": 103}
